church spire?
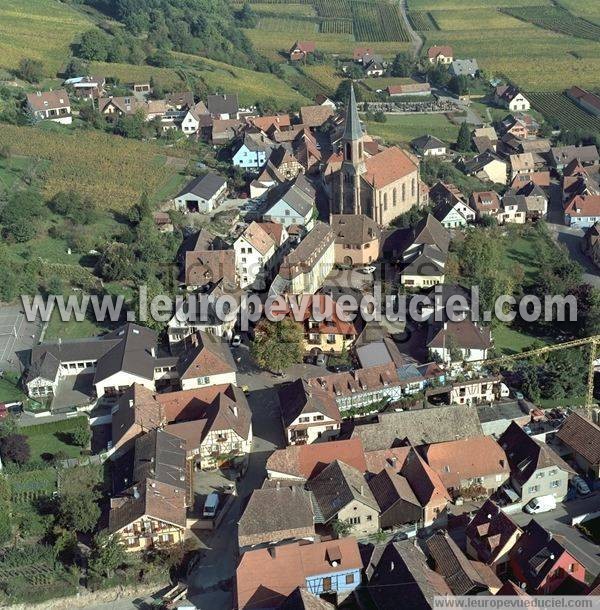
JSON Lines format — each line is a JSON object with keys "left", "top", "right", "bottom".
{"left": 342, "top": 83, "right": 363, "bottom": 142}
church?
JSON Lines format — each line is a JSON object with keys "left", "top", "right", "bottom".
{"left": 327, "top": 85, "right": 424, "bottom": 226}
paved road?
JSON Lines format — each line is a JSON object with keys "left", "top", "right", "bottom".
{"left": 546, "top": 183, "right": 600, "bottom": 287}
{"left": 398, "top": 0, "right": 423, "bottom": 58}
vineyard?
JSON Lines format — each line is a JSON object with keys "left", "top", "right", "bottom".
{"left": 9, "top": 468, "right": 58, "bottom": 505}
{"left": 320, "top": 18, "right": 354, "bottom": 34}
{"left": 408, "top": 10, "right": 439, "bottom": 30}
{"left": 352, "top": 1, "right": 411, "bottom": 41}
{"left": 500, "top": 6, "right": 600, "bottom": 42}
{"left": 527, "top": 92, "right": 600, "bottom": 133}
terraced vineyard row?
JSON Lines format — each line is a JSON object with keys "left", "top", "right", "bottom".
{"left": 527, "top": 92, "right": 600, "bottom": 133}
{"left": 312, "top": 0, "right": 352, "bottom": 19}
{"left": 320, "top": 18, "right": 354, "bottom": 34}
{"left": 408, "top": 10, "right": 439, "bottom": 30}
{"left": 352, "top": 1, "right": 411, "bottom": 41}
{"left": 501, "top": 6, "right": 600, "bottom": 42}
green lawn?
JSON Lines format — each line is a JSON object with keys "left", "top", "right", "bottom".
{"left": 44, "top": 305, "right": 113, "bottom": 341}
{"left": 504, "top": 231, "right": 546, "bottom": 285}
{"left": 0, "top": 378, "right": 27, "bottom": 403}
{"left": 364, "top": 113, "right": 460, "bottom": 145}
{"left": 22, "top": 417, "right": 88, "bottom": 462}
{"left": 493, "top": 324, "right": 550, "bottom": 356}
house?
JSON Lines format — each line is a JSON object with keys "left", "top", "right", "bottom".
{"left": 300, "top": 105, "right": 334, "bottom": 129}
{"left": 207, "top": 93, "right": 239, "bottom": 119}
{"left": 235, "top": 538, "right": 362, "bottom": 609}
{"left": 25, "top": 323, "right": 176, "bottom": 402}
{"left": 266, "top": 438, "right": 367, "bottom": 481}
{"left": 249, "top": 114, "right": 291, "bottom": 133}
{"left": 469, "top": 190, "right": 500, "bottom": 218}
{"left": 278, "top": 379, "right": 341, "bottom": 445}
{"left": 234, "top": 221, "right": 278, "bottom": 289}
{"left": 494, "top": 85, "right": 531, "bottom": 112}
{"left": 366, "top": 445, "right": 450, "bottom": 530}
{"left": 425, "top": 530, "right": 502, "bottom": 594}
{"left": 427, "top": 319, "right": 492, "bottom": 363}
{"left": 387, "top": 83, "right": 431, "bottom": 97}
{"left": 350, "top": 404, "right": 484, "bottom": 451}
{"left": 448, "top": 376, "right": 507, "bottom": 406}
{"left": 108, "top": 428, "right": 188, "bottom": 550}
{"left": 498, "top": 422, "right": 573, "bottom": 503}
{"left": 427, "top": 45, "right": 453, "bottom": 64}
{"left": 329, "top": 85, "right": 422, "bottom": 226}
{"left": 567, "top": 86, "right": 600, "bottom": 117}
{"left": 498, "top": 193, "right": 527, "bottom": 224}
{"left": 233, "top": 132, "right": 274, "bottom": 171}
{"left": 174, "top": 173, "right": 227, "bottom": 213}
{"left": 465, "top": 500, "right": 522, "bottom": 575}
{"left": 564, "top": 194, "right": 600, "bottom": 228}
{"left": 429, "top": 181, "right": 466, "bottom": 207}
{"left": 98, "top": 95, "right": 142, "bottom": 120}
{"left": 411, "top": 135, "right": 447, "bottom": 157}
{"left": 509, "top": 520, "right": 586, "bottom": 594}
{"left": 354, "top": 47, "right": 373, "bottom": 62}
{"left": 269, "top": 222, "right": 335, "bottom": 295}
{"left": 184, "top": 248, "right": 236, "bottom": 290}
{"left": 289, "top": 41, "right": 316, "bottom": 62}
{"left": 477, "top": 401, "right": 531, "bottom": 437}
{"left": 509, "top": 152, "right": 535, "bottom": 181}
{"left": 330, "top": 214, "right": 380, "bottom": 266}
{"left": 555, "top": 412, "right": 600, "bottom": 479}
{"left": 582, "top": 222, "right": 600, "bottom": 268}
{"left": 515, "top": 182, "right": 548, "bottom": 219}
{"left": 26, "top": 90, "right": 72, "bottom": 124}
{"left": 551, "top": 144, "right": 599, "bottom": 172}
{"left": 278, "top": 589, "right": 335, "bottom": 609}
{"left": 422, "top": 436, "right": 510, "bottom": 497}
{"left": 400, "top": 214, "right": 450, "bottom": 288}
{"left": 308, "top": 459, "right": 380, "bottom": 536}
{"left": 180, "top": 101, "right": 209, "bottom": 135}
{"left": 449, "top": 59, "right": 479, "bottom": 78}
{"left": 211, "top": 118, "right": 244, "bottom": 144}
{"left": 431, "top": 199, "right": 475, "bottom": 228}
{"left": 362, "top": 54, "right": 386, "bottom": 77}
{"left": 499, "top": 114, "right": 538, "bottom": 140}
{"left": 363, "top": 541, "right": 452, "bottom": 610}
{"left": 65, "top": 75, "right": 105, "bottom": 99}
{"left": 315, "top": 94, "right": 336, "bottom": 109}
{"left": 237, "top": 485, "right": 316, "bottom": 551}
{"left": 176, "top": 331, "right": 237, "bottom": 390}
{"left": 262, "top": 173, "right": 316, "bottom": 229}
{"left": 268, "top": 145, "right": 304, "bottom": 180}
{"left": 463, "top": 152, "right": 507, "bottom": 184}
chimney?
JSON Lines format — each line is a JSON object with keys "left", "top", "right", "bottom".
{"left": 233, "top": 405, "right": 238, "bottom": 417}
{"left": 276, "top": 480, "right": 281, "bottom": 489}
{"left": 133, "top": 486, "right": 140, "bottom": 499}
{"left": 151, "top": 347, "right": 156, "bottom": 358}
{"left": 129, "top": 399, "right": 134, "bottom": 408}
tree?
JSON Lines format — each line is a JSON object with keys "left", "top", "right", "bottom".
{"left": 250, "top": 318, "right": 304, "bottom": 373}
{"left": 76, "top": 30, "right": 110, "bottom": 61}
{"left": 63, "top": 57, "right": 88, "bottom": 79}
{"left": 0, "top": 433, "right": 30, "bottom": 464}
{"left": 236, "top": 3, "right": 258, "bottom": 28}
{"left": 449, "top": 74, "right": 469, "bottom": 96}
{"left": 334, "top": 79, "right": 362, "bottom": 103}
{"left": 97, "top": 242, "right": 134, "bottom": 281}
{"left": 89, "top": 531, "right": 126, "bottom": 578}
{"left": 68, "top": 421, "right": 91, "bottom": 448}
{"left": 57, "top": 492, "right": 101, "bottom": 533}
{"left": 332, "top": 518, "right": 352, "bottom": 537}
{"left": 391, "top": 52, "right": 413, "bottom": 77}
{"left": 456, "top": 121, "right": 471, "bottom": 152}
{"left": 1, "top": 189, "right": 46, "bottom": 243}
{"left": 17, "top": 58, "right": 44, "bottom": 83}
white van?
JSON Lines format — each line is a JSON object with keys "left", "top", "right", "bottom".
{"left": 524, "top": 495, "right": 556, "bottom": 514}
{"left": 203, "top": 492, "right": 220, "bottom": 518}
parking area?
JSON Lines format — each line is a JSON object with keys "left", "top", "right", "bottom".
{"left": 0, "top": 303, "right": 41, "bottom": 373}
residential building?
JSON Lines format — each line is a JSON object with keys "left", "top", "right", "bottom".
{"left": 551, "top": 144, "right": 599, "bottom": 172}
{"left": 278, "top": 379, "right": 341, "bottom": 445}
{"left": 207, "top": 93, "right": 239, "bottom": 119}
{"left": 174, "top": 173, "right": 227, "bottom": 213}
{"left": 289, "top": 41, "right": 316, "bottom": 62}
{"left": 211, "top": 118, "right": 244, "bottom": 144}
{"left": 400, "top": 214, "right": 450, "bottom": 288}
{"left": 234, "top": 221, "right": 278, "bottom": 289}
{"left": 427, "top": 45, "right": 453, "bottom": 64}
{"left": 329, "top": 85, "right": 421, "bottom": 226}
{"left": 411, "top": 135, "right": 447, "bottom": 157}
{"left": 509, "top": 152, "right": 535, "bottom": 181}
{"left": 26, "top": 90, "right": 72, "bottom": 124}
{"left": 425, "top": 530, "right": 502, "bottom": 595}
{"left": 564, "top": 194, "right": 600, "bottom": 228}
{"left": 98, "top": 95, "right": 142, "bottom": 120}
{"left": 555, "top": 412, "right": 600, "bottom": 479}
{"left": 583, "top": 222, "right": 600, "bottom": 268}
{"left": 567, "top": 86, "right": 600, "bottom": 117}
{"left": 330, "top": 213, "right": 381, "bottom": 266}
{"left": 431, "top": 199, "right": 475, "bottom": 228}
{"left": 469, "top": 190, "right": 501, "bottom": 219}
{"left": 308, "top": 459, "right": 380, "bottom": 536}
{"left": 363, "top": 541, "right": 451, "bottom": 610}
{"left": 499, "top": 422, "right": 573, "bottom": 503}
{"left": 427, "top": 319, "right": 492, "bottom": 363}
{"left": 422, "top": 436, "right": 510, "bottom": 497}
{"left": 300, "top": 105, "right": 334, "bottom": 129}
{"left": 233, "top": 132, "right": 274, "bottom": 171}
{"left": 180, "top": 101, "right": 209, "bottom": 135}
{"left": 509, "top": 520, "right": 586, "bottom": 594}
{"left": 176, "top": 331, "right": 237, "bottom": 390}
{"left": 262, "top": 173, "right": 316, "bottom": 229}
{"left": 448, "top": 375, "right": 507, "bottom": 405}
{"left": 463, "top": 152, "right": 507, "bottom": 184}
{"left": 235, "top": 538, "right": 362, "bottom": 609}
{"left": 270, "top": 222, "right": 335, "bottom": 295}
{"left": 64, "top": 75, "right": 105, "bottom": 99}
{"left": 465, "top": 500, "right": 522, "bottom": 575}
{"left": 183, "top": 248, "right": 235, "bottom": 290}
{"left": 366, "top": 445, "right": 450, "bottom": 529}
{"left": 237, "top": 485, "right": 316, "bottom": 551}
{"left": 449, "top": 59, "right": 479, "bottom": 78}
{"left": 350, "top": 404, "right": 484, "bottom": 451}
{"left": 494, "top": 85, "right": 531, "bottom": 112}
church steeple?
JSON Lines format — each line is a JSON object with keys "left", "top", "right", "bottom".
{"left": 342, "top": 83, "right": 363, "bottom": 142}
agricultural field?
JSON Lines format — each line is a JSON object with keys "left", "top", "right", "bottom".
{"left": 302, "top": 64, "right": 344, "bottom": 92}
{"left": 557, "top": 0, "right": 600, "bottom": 25}
{"left": 351, "top": 2, "right": 410, "bottom": 42}
{"left": 320, "top": 19, "right": 354, "bottom": 35}
{"left": 364, "top": 113, "right": 459, "bottom": 144}
{"left": 527, "top": 92, "right": 600, "bottom": 134}
{"left": 0, "top": 125, "right": 188, "bottom": 211}
{"left": 0, "top": 0, "right": 92, "bottom": 76}
{"left": 407, "top": 11, "right": 439, "bottom": 31}
{"left": 501, "top": 6, "right": 600, "bottom": 42}
{"left": 257, "top": 16, "right": 318, "bottom": 35}
{"left": 407, "top": 0, "right": 551, "bottom": 9}
{"left": 251, "top": 2, "right": 317, "bottom": 16}
{"left": 429, "top": 8, "right": 529, "bottom": 31}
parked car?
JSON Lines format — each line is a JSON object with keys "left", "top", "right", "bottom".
{"left": 358, "top": 265, "right": 376, "bottom": 274}
{"left": 314, "top": 353, "right": 327, "bottom": 367}
{"left": 524, "top": 495, "right": 556, "bottom": 514}
{"left": 327, "top": 363, "right": 353, "bottom": 373}
{"left": 203, "top": 492, "right": 220, "bottom": 518}
{"left": 572, "top": 475, "right": 592, "bottom": 497}
{"left": 231, "top": 334, "right": 242, "bottom": 347}
{"left": 510, "top": 388, "right": 524, "bottom": 400}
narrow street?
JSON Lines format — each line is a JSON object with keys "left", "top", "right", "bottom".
{"left": 398, "top": 0, "right": 423, "bottom": 58}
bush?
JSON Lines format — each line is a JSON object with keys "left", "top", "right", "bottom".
{"left": 17, "top": 58, "right": 44, "bottom": 83}
{"left": 0, "top": 433, "right": 31, "bottom": 464}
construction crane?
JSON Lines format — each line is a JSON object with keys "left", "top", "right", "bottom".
{"left": 475, "top": 334, "right": 600, "bottom": 415}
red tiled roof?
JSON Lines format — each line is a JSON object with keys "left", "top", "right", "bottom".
{"left": 364, "top": 146, "right": 418, "bottom": 188}
{"left": 565, "top": 194, "right": 600, "bottom": 218}
{"left": 428, "top": 45, "right": 453, "bottom": 59}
